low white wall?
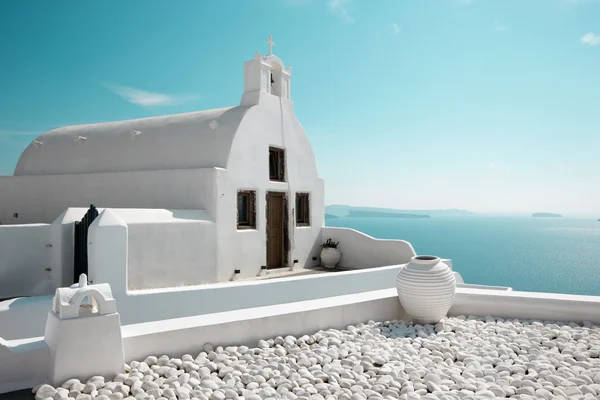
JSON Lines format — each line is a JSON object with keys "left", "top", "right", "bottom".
{"left": 119, "top": 210, "right": 217, "bottom": 290}
{"left": 122, "top": 289, "right": 407, "bottom": 363}
{"left": 119, "top": 264, "right": 405, "bottom": 326}
{"left": 0, "top": 337, "right": 48, "bottom": 394}
{"left": 0, "top": 264, "right": 405, "bottom": 339}
{"left": 0, "top": 290, "right": 405, "bottom": 394}
{"left": 5, "top": 262, "right": 600, "bottom": 343}
{"left": 50, "top": 208, "right": 94, "bottom": 289}
{"left": 86, "top": 208, "right": 218, "bottom": 291}
{"left": 321, "top": 227, "right": 416, "bottom": 268}
{"left": 124, "top": 287, "right": 600, "bottom": 363}
{"left": 450, "top": 287, "right": 600, "bottom": 322}
{"left": 0, "top": 296, "right": 55, "bottom": 340}
{"left": 0, "top": 224, "right": 54, "bottom": 299}
{"left": 121, "top": 287, "right": 600, "bottom": 362}
{"left": 4, "top": 286, "right": 600, "bottom": 393}
{"left": 88, "top": 209, "right": 129, "bottom": 294}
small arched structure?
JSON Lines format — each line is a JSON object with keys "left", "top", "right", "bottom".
{"left": 45, "top": 273, "right": 124, "bottom": 385}
{"left": 52, "top": 274, "right": 117, "bottom": 319}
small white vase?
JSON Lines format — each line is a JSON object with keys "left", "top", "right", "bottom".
{"left": 396, "top": 255, "right": 456, "bottom": 324}
{"left": 321, "top": 248, "right": 340, "bottom": 269}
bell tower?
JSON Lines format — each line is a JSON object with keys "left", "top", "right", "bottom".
{"left": 241, "top": 34, "right": 292, "bottom": 106}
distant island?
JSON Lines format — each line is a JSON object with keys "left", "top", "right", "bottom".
{"left": 532, "top": 213, "right": 562, "bottom": 218}
{"left": 347, "top": 210, "right": 430, "bottom": 219}
{"left": 325, "top": 205, "right": 475, "bottom": 218}
{"left": 324, "top": 213, "right": 339, "bottom": 219}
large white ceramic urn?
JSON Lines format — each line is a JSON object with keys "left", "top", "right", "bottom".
{"left": 396, "top": 255, "right": 456, "bottom": 324}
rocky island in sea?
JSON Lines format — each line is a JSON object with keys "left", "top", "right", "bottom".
{"left": 325, "top": 205, "right": 474, "bottom": 218}
{"left": 532, "top": 212, "right": 562, "bottom": 218}
{"left": 347, "top": 210, "right": 430, "bottom": 219}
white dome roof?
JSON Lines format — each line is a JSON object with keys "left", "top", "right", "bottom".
{"left": 15, "top": 106, "right": 251, "bottom": 176}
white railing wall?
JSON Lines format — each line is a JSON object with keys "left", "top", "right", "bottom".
{"left": 321, "top": 227, "right": 416, "bottom": 268}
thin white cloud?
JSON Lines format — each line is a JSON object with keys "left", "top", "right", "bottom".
{"left": 103, "top": 83, "right": 198, "bottom": 107}
{"left": 392, "top": 23, "right": 400, "bottom": 35}
{"left": 557, "top": 163, "right": 600, "bottom": 172}
{"left": 328, "top": 0, "right": 353, "bottom": 23}
{"left": 581, "top": 32, "right": 600, "bottom": 46}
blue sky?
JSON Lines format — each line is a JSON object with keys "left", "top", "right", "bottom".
{"left": 1, "top": 0, "right": 599, "bottom": 214}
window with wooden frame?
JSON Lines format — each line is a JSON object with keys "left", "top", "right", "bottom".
{"left": 269, "top": 147, "right": 285, "bottom": 182}
{"left": 237, "top": 190, "right": 256, "bottom": 229}
{"left": 296, "top": 193, "right": 310, "bottom": 226}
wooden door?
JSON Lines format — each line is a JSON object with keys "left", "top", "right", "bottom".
{"left": 267, "top": 192, "right": 285, "bottom": 268}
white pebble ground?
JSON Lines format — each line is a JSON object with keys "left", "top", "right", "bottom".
{"left": 34, "top": 316, "right": 600, "bottom": 400}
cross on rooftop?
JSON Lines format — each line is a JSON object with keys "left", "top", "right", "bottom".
{"left": 267, "top": 34, "right": 275, "bottom": 55}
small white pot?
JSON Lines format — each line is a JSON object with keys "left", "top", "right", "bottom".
{"left": 396, "top": 255, "right": 456, "bottom": 324}
{"left": 321, "top": 248, "right": 340, "bottom": 269}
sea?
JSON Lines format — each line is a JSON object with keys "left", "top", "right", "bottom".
{"left": 325, "top": 216, "right": 600, "bottom": 296}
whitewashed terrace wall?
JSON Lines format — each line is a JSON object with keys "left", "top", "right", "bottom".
{"left": 122, "top": 289, "right": 409, "bottom": 363}
{"left": 0, "top": 296, "right": 54, "bottom": 340}
{"left": 451, "top": 287, "right": 600, "bottom": 322}
{"left": 4, "top": 286, "right": 600, "bottom": 394}
{"left": 0, "top": 264, "right": 407, "bottom": 340}
{"left": 0, "top": 337, "right": 48, "bottom": 393}
{"left": 122, "top": 210, "right": 217, "bottom": 290}
{"left": 122, "top": 287, "right": 600, "bottom": 363}
{"left": 73, "top": 208, "right": 218, "bottom": 290}
{"left": 0, "top": 224, "right": 53, "bottom": 299}
{"left": 0, "top": 222, "right": 418, "bottom": 339}
{"left": 0, "top": 205, "right": 220, "bottom": 300}
{"left": 322, "top": 227, "right": 416, "bottom": 268}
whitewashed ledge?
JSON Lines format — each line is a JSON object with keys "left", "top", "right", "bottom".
{"left": 451, "top": 287, "right": 600, "bottom": 323}
{"left": 122, "top": 287, "right": 600, "bottom": 363}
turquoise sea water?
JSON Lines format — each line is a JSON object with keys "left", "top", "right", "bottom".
{"left": 325, "top": 216, "right": 600, "bottom": 296}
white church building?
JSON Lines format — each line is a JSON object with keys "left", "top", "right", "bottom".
{"left": 0, "top": 37, "right": 327, "bottom": 297}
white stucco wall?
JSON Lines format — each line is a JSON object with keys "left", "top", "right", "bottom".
{"left": 87, "top": 209, "right": 218, "bottom": 291}
{"left": 321, "top": 227, "right": 416, "bottom": 268}
{"left": 0, "top": 264, "right": 406, "bottom": 339}
{"left": 0, "top": 168, "right": 218, "bottom": 225}
{"left": 215, "top": 95, "right": 325, "bottom": 279}
{"left": 49, "top": 209, "right": 92, "bottom": 289}
{"left": 0, "top": 224, "right": 54, "bottom": 299}
{"left": 123, "top": 287, "right": 600, "bottom": 365}
{"left": 0, "top": 337, "right": 48, "bottom": 394}
{"left": 122, "top": 289, "right": 408, "bottom": 363}
{"left": 125, "top": 211, "right": 217, "bottom": 289}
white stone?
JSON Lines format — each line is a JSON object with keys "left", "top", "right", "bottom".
{"left": 35, "top": 385, "right": 57, "bottom": 400}
{"left": 30, "top": 316, "right": 600, "bottom": 400}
